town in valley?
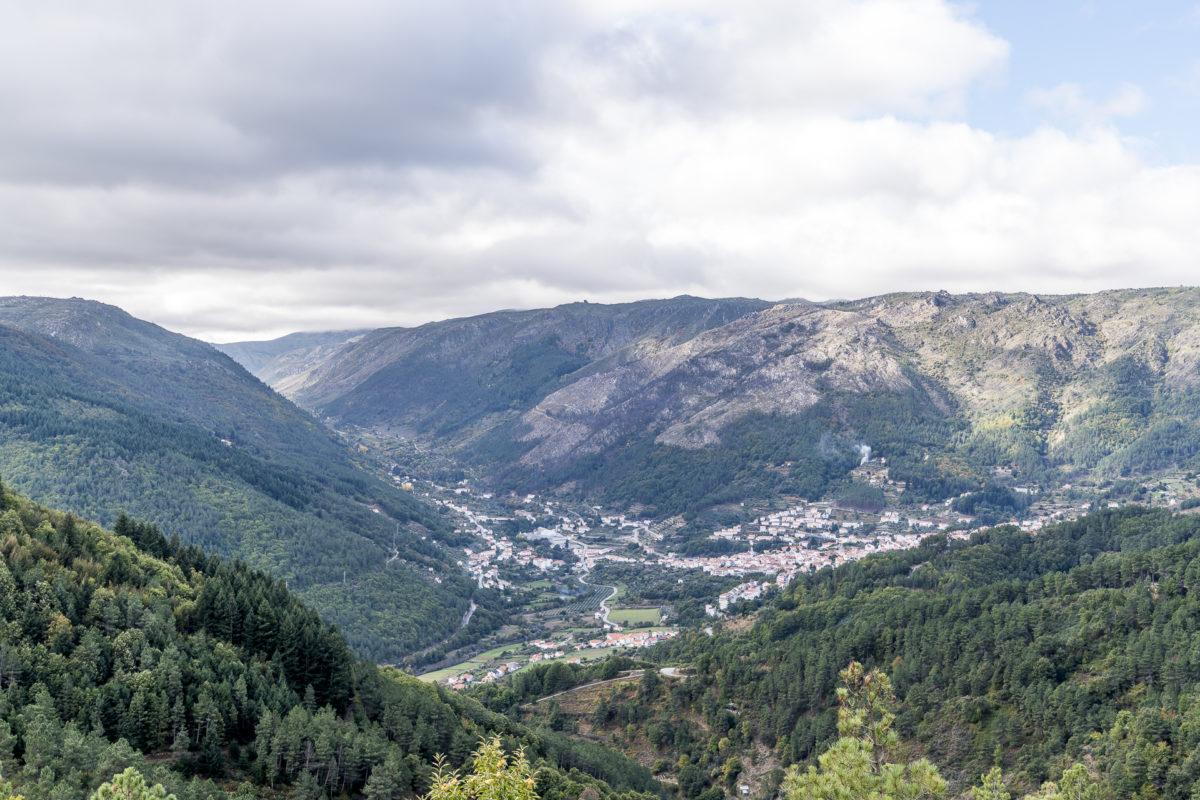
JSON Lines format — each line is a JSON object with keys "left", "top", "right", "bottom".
{"left": 394, "top": 454, "right": 1200, "bottom": 688}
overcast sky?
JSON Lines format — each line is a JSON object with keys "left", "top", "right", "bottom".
{"left": 3, "top": 1, "right": 1200, "bottom": 341}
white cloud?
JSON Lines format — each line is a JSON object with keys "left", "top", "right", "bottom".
{"left": 550, "top": 0, "right": 1008, "bottom": 118}
{"left": 1028, "top": 81, "right": 1149, "bottom": 126}
{"left": 0, "top": 1, "right": 1196, "bottom": 341}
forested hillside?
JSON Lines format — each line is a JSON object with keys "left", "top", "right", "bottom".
{"left": 625, "top": 507, "right": 1200, "bottom": 798}
{"left": 0, "top": 297, "right": 486, "bottom": 661}
{"left": 0, "top": 480, "right": 658, "bottom": 800}
{"left": 282, "top": 296, "right": 771, "bottom": 436}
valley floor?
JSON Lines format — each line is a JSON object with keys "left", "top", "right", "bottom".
{"left": 401, "top": 456, "right": 1200, "bottom": 690}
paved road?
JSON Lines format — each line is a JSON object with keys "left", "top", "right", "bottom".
{"left": 576, "top": 571, "right": 618, "bottom": 626}
{"left": 533, "top": 670, "right": 646, "bottom": 703}
{"left": 597, "top": 584, "right": 618, "bottom": 625}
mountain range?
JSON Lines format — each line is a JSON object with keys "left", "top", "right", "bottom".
{"left": 5, "top": 288, "right": 1196, "bottom": 660}
{"left": 222, "top": 287, "right": 1200, "bottom": 516}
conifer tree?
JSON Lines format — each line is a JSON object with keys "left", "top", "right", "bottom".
{"left": 90, "top": 767, "right": 174, "bottom": 800}
{"left": 426, "top": 737, "right": 537, "bottom": 800}
{"left": 782, "top": 661, "right": 946, "bottom": 800}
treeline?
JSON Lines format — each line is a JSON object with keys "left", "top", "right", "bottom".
{"left": 0, "top": 482, "right": 658, "bottom": 800}
{"left": 643, "top": 508, "right": 1200, "bottom": 798}
{"left": 951, "top": 484, "right": 1034, "bottom": 522}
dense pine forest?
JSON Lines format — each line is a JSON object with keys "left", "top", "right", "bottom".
{"left": 597, "top": 507, "right": 1200, "bottom": 798}
{"left": 0, "top": 479, "right": 658, "bottom": 800}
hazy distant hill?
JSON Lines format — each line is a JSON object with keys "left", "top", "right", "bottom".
{"left": 214, "top": 328, "right": 368, "bottom": 395}
{"left": 280, "top": 295, "right": 773, "bottom": 435}
{"left": 230, "top": 288, "right": 1200, "bottom": 516}
{"left": 0, "top": 296, "right": 487, "bottom": 660}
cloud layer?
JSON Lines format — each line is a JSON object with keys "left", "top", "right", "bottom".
{"left": 0, "top": 1, "right": 1194, "bottom": 340}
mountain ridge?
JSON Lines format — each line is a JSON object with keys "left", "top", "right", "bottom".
{"left": 223, "top": 286, "right": 1200, "bottom": 516}
{"left": 0, "top": 296, "right": 487, "bottom": 660}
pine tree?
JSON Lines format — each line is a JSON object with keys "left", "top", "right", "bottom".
{"left": 1022, "top": 765, "right": 1106, "bottom": 800}
{"left": 90, "top": 767, "right": 174, "bottom": 800}
{"left": 426, "top": 737, "right": 537, "bottom": 800}
{"left": 971, "top": 768, "right": 1011, "bottom": 800}
{"left": 782, "top": 661, "right": 946, "bottom": 800}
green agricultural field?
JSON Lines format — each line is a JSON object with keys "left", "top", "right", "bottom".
{"left": 610, "top": 607, "right": 661, "bottom": 625}
{"left": 474, "top": 644, "right": 520, "bottom": 661}
{"left": 561, "top": 627, "right": 605, "bottom": 639}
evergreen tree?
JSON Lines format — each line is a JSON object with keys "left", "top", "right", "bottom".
{"left": 427, "top": 737, "right": 537, "bottom": 800}
{"left": 782, "top": 662, "right": 946, "bottom": 800}
{"left": 971, "top": 768, "right": 1010, "bottom": 800}
{"left": 90, "top": 767, "right": 174, "bottom": 800}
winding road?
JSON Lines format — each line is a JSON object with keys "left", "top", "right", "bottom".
{"left": 576, "top": 571, "right": 618, "bottom": 626}
{"left": 597, "top": 584, "right": 618, "bottom": 626}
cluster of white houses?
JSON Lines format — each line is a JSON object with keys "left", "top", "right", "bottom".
{"left": 444, "top": 661, "right": 524, "bottom": 690}
{"left": 714, "top": 501, "right": 958, "bottom": 542}
{"left": 445, "top": 504, "right": 571, "bottom": 589}
{"left": 700, "top": 528, "right": 979, "bottom": 616}
{"left": 705, "top": 581, "right": 765, "bottom": 616}
{"left": 529, "top": 629, "right": 679, "bottom": 654}
{"left": 665, "top": 529, "right": 941, "bottom": 579}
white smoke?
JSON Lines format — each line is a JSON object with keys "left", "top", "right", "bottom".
{"left": 857, "top": 444, "right": 872, "bottom": 465}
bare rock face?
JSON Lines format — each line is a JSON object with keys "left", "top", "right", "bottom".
{"left": 518, "top": 304, "right": 916, "bottom": 464}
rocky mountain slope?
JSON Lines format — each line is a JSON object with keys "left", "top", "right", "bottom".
{"left": 226, "top": 288, "right": 1200, "bottom": 515}
{"left": 214, "top": 328, "right": 369, "bottom": 395}
{"left": 284, "top": 296, "right": 771, "bottom": 438}
{"left": 0, "top": 296, "right": 485, "bottom": 660}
